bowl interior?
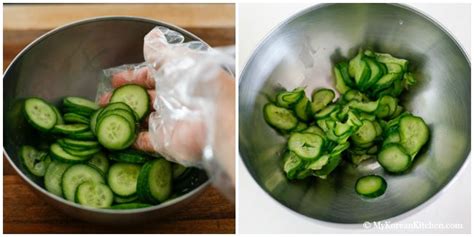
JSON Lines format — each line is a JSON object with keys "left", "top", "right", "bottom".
{"left": 3, "top": 17, "right": 208, "bottom": 218}
{"left": 239, "top": 3, "right": 470, "bottom": 223}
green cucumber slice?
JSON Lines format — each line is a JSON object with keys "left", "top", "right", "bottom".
{"left": 52, "top": 124, "right": 89, "bottom": 134}
{"left": 44, "top": 160, "right": 72, "bottom": 197}
{"left": 355, "top": 175, "right": 387, "bottom": 198}
{"left": 75, "top": 181, "right": 113, "bottom": 208}
{"left": 288, "top": 133, "right": 324, "bottom": 159}
{"left": 276, "top": 87, "right": 305, "bottom": 108}
{"left": 109, "top": 203, "right": 152, "bottom": 209}
{"left": 263, "top": 103, "right": 298, "bottom": 131}
{"left": 24, "top": 97, "right": 57, "bottom": 132}
{"left": 377, "top": 143, "right": 412, "bottom": 173}
{"left": 20, "top": 145, "right": 51, "bottom": 177}
{"left": 110, "top": 85, "right": 150, "bottom": 120}
{"left": 61, "top": 164, "right": 105, "bottom": 202}
{"left": 311, "top": 88, "right": 335, "bottom": 113}
{"left": 87, "top": 152, "right": 110, "bottom": 175}
{"left": 107, "top": 163, "right": 141, "bottom": 197}
{"left": 50, "top": 143, "right": 92, "bottom": 163}
{"left": 96, "top": 114, "right": 136, "bottom": 150}
{"left": 63, "top": 113, "right": 90, "bottom": 124}
{"left": 282, "top": 151, "right": 303, "bottom": 179}
{"left": 399, "top": 115, "right": 430, "bottom": 157}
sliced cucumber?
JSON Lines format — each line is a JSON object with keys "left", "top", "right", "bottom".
{"left": 137, "top": 159, "right": 172, "bottom": 204}
{"left": 292, "top": 122, "right": 308, "bottom": 132}
{"left": 351, "top": 120, "right": 377, "bottom": 144}
{"left": 52, "top": 124, "right": 89, "bottom": 135}
{"left": 96, "top": 114, "right": 136, "bottom": 150}
{"left": 99, "top": 102, "right": 138, "bottom": 121}
{"left": 51, "top": 105, "right": 64, "bottom": 125}
{"left": 61, "top": 164, "right": 105, "bottom": 202}
{"left": 307, "top": 154, "right": 329, "bottom": 171}
{"left": 67, "top": 130, "right": 96, "bottom": 140}
{"left": 63, "top": 96, "right": 99, "bottom": 113}
{"left": 24, "top": 97, "right": 57, "bottom": 132}
{"left": 110, "top": 149, "right": 150, "bottom": 164}
{"left": 75, "top": 181, "right": 114, "bottom": 208}
{"left": 107, "top": 163, "right": 141, "bottom": 197}
{"left": 98, "top": 109, "right": 136, "bottom": 128}
{"left": 276, "top": 87, "right": 305, "bottom": 108}
{"left": 399, "top": 115, "right": 430, "bottom": 157}
{"left": 377, "top": 143, "right": 412, "bottom": 173}
{"left": 363, "top": 57, "right": 383, "bottom": 89}
{"left": 172, "top": 163, "right": 189, "bottom": 180}
{"left": 50, "top": 143, "right": 92, "bottom": 163}
{"left": 315, "top": 104, "right": 339, "bottom": 119}
{"left": 263, "top": 103, "right": 298, "bottom": 131}
{"left": 347, "top": 100, "right": 379, "bottom": 113}
{"left": 87, "top": 152, "right": 110, "bottom": 175}
{"left": 374, "top": 52, "right": 408, "bottom": 71}
{"left": 355, "top": 175, "right": 387, "bottom": 198}
{"left": 62, "top": 146, "right": 101, "bottom": 157}
{"left": 110, "top": 84, "right": 150, "bottom": 120}
{"left": 311, "top": 88, "right": 335, "bottom": 113}
{"left": 147, "top": 159, "right": 172, "bottom": 203}
{"left": 114, "top": 194, "right": 138, "bottom": 204}
{"left": 343, "top": 90, "right": 368, "bottom": 102}
{"left": 109, "top": 203, "right": 151, "bottom": 210}
{"left": 60, "top": 138, "right": 99, "bottom": 150}
{"left": 333, "top": 62, "right": 353, "bottom": 94}
{"left": 373, "top": 73, "right": 402, "bottom": 92}
{"left": 294, "top": 96, "right": 311, "bottom": 121}
{"left": 44, "top": 160, "right": 72, "bottom": 197}
{"left": 63, "top": 113, "right": 90, "bottom": 124}
{"left": 302, "top": 126, "right": 325, "bottom": 137}
{"left": 90, "top": 108, "right": 103, "bottom": 135}
{"left": 376, "top": 95, "right": 398, "bottom": 119}
{"left": 313, "top": 154, "right": 342, "bottom": 178}
{"left": 282, "top": 151, "right": 303, "bottom": 179}
{"left": 288, "top": 133, "right": 324, "bottom": 159}
{"left": 20, "top": 145, "right": 51, "bottom": 177}
{"left": 349, "top": 52, "right": 371, "bottom": 89}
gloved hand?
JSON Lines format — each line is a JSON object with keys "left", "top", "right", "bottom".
{"left": 97, "top": 27, "right": 235, "bottom": 201}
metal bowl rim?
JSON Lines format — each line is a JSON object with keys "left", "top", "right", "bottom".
{"left": 3, "top": 15, "right": 211, "bottom": 214}
{"left": 238, "top": 3, "right": 471, "bottom": 224}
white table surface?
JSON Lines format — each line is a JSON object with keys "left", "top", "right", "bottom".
{"left": 237, "top": 3, "right": 471, "bottom": 234}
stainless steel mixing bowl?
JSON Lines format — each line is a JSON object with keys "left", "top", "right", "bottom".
{"left": 3, "top": 16, "right": 209, "bottom": 225}
{"left": 239, "top": 3, "right": 470, "bottom": 223}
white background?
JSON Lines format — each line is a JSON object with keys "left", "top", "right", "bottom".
{"left": 238, "top": 3, "right": 471, "bottom": 234}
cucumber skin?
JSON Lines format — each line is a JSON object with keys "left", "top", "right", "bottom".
{"left": 136, "top": 161, "right": 157, "bottom": 204}
{"left": 109, "top": 203, "right": 152, "bottom": 210}
{"left": 110, "top": 150, "right": 150, "bottom": 164}
{"left": 67, "top": 131, "right": 96, "bottom": 140}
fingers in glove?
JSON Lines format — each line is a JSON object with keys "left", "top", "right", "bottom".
{"left": 134, "top": 119, "right": 206, "bottom": 165}
{"left": 111, "top": 67, "right": 155, "bottom": 89}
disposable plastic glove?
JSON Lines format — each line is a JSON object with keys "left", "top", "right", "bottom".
{"left": 97, "top": 27, "right": 235, "bottom": 201}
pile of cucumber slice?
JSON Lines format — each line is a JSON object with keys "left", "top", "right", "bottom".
{"left": 264, "top": 50, "right": 430, "bottom": 198}
{"left": 19, "top": 84, "right": 194, "bottom": 209}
